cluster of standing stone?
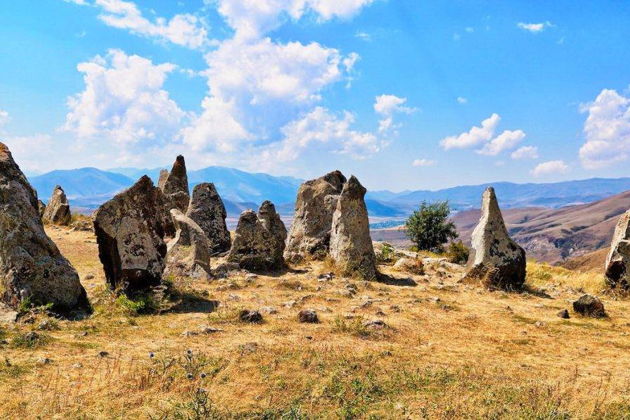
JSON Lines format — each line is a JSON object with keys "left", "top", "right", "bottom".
{"left": 605, "top": 210, "right": 630, "bottom": 290}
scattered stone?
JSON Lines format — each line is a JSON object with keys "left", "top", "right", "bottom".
{"left": 37, "top": 319, "right": 58, "bottom": 331}
{"left": 227, "top": 201, "right": 287, "bottom": 271}
{"left": 239, "top": 342, "right": 258, "bottom": 355}
{"left": 463, "top": 187, "right": 526, "bottom": 290}
{"left": 390, "top": 305, "right": 401, "bottom": 313}
{"left": 187, "top": 183, "right": 231, "bottom": 254}
{"left": 164, "top": 209, "right": 212, "bottom": 279}
{"left": 284, "top": 171, "right": 346, "bottom": 263}
{"left": 329, "top": 176, "right": 377, "bottom": 280}
{"left": 93, "top": 176, "right": 168, "bottom": 294}
{"left": 239, "top": 310, "right": 263, "bottom": 323}
{"left": 318, "top": 272, "right": 334, "bottom": 281}
{"left": 557, "top": 309, "right": 570, "bottom": 319}
{"left": 37, "top": 357, "right": 52, "bottom": 365}
{"left": 42, "top": 185, "right": 71, "bottom": 226}
{"left": 573, "top": 295, "right": 607, "bottom": 318}
{"left": 259, "top": 306, "right": 278, "bottom": 314}
{"left": 605, "top": 210, "right": 630, "bottom": 290}
{"left": 0, "top": 143, "right": 89, "bottom": 313}
{"left": 245, "top": 273, "right": 258, "bottom": 282}
{"left": 283, "top": 300, "right": 297, "bottom": 308}
{"left": 159, "top": 155, "right": 190, "bottom": 213}
{"left": 393, "top": 257, "right": 424, "bottom": 275}
{"left": 72, "top": 363, "right": 83, "bottom": 369}
{"left": 363, "top": 319, "right": 387, "bottom": 329}
{"left": 98, "top": 351, "right": 109, "bottom": 358}
{"left": 298, "top": 309, "right": 319, "bottom": 323}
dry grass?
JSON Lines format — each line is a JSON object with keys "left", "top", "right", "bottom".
{"left": 1, "top": 228, "right": 630, "bottom": 418}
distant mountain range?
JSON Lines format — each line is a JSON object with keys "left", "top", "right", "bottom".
{"left": 28, "top": 166, "right": 630, "bottom": 220}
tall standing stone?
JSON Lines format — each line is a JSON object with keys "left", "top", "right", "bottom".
{"left": 186, "top": 183, "right": 231, "bottom": 254}
{"left": 164, "top": 209, "right": 212, "bottom": 279}
{"left": 284, "top": 171, "right": 346, "bottom": 263}
{"left": 329, "top": 176, "right": 377, "bottom": 280}
{"left": 463, "top": 187, "right": 526, "bottom": 289}
{"left": 227, "top": 201, "right": 287, "bottom": 271}
{"left": 93, "top": 176, "right": 167, "bottom": 294}
{"left": 43, "top": 185, "right": 71, "bottom": 226}
{"left": 160, "top": 155, "right": 190, "bottom": 213}
{"left": 157, "top": 169, "right": 169, "bottom": 190}
{"left": 0, "top": 142, "right": 89, "bottom": 313}
{"left": 605, "top": 210, "right": 630, "bottom": 290}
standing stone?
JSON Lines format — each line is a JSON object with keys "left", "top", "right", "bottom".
{"left": 93, "top": 176, "right": 167, "bottom": 294}
{"left": 186, "top": 183, "right": 231, "bottom": 254}
{"left": 43, "top": 185, "right": 71, "bottom": 226}
{"left": 463, "top": 187, "right": 526, "bottom": 290}
{"left": 157, "top": 169, "right": 169, "bottom": 190}
{"left": 0, "top": 142, "right": 89, "bottom": 313}
{"left": 159, "top": 155, "right": 189, "bottom": 213}
{"left": 329, "top": 176, "right": 377, "bottom": 280}
{"left": 38, "top": 200, "right": 46, "bottom": 218}
{"left": 605, "top": 210, "right": 630, "bottom": 290}
{"left": 284, "top": 171, "right": 346, "bottom": 263}
{"left": 227, "top": 201, "right": 287, "bottom": 271}
{"left": 164, "top": 209, "right": 212, "bottom": 279}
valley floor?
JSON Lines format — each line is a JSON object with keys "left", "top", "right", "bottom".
{"left": 1, "top": 227, "right": 629, "bottom": 419}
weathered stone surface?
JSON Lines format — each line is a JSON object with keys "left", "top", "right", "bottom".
{"left": 186, "top": 183, "right": 231, "bottom": 254}
{"left": 284, "top": 171, "right": 346, "bottom": 263}
{"left": 298, "top": 309, "right": 319, "bottom": 323}
{"left": 93, "top": 175, "right": 167, "bottom": 294}
{"left": 164, "top": 209, "right": 212, "bottom": 279}
{"left": 239, "top": 310, "right": 263, "bottom": 323}
{"left": 573, "top": 294, "right": 606, "bottom": 318}
{"left": 329, "top": 176, "right": 377, "bottom": 280}
{"left": 393, "top": 257, "right": 424, "bottom": 275}
{"left": 0, "top": 142, "right": 89, "bottom": 313}
{"left": 605, "top": 210, "right": 630, "bottom": 290}
{"left": 227, "top": 201, "right": 287, "bottom": 271}
{"left": 38, "top": 200, "right": 46, "bottom": 218}
{"left": 157, "top": 169, "right": 169, "bottom": 190}
{"left": 464, "top": 187, "right": 526, "bottom": 290}
{"left": 43, "top": 185, "right": 71, "bottom": 226}
{"left": 557, "top": 309, "right": 570, "bottom": 319}
{"left": 160, "top": 155, "right": 189, "bottom": 213}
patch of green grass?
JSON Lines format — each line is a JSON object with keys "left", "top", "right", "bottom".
{"left": 11, "top": 332, "right": 50, "bottom": 349}
{"left": 332, "top": 316, "right": 372, "bottom": 338}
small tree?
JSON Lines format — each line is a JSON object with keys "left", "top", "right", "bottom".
{"left": 405, "top": 201, "right": 458, "bottom": 252}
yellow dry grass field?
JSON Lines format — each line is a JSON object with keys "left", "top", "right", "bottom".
{"left": 2, "top": 227, "right": 630, "bottom": 419}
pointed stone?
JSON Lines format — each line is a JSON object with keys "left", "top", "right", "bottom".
{"left": 160, "top": 155, "right": 189, "bottom": 213}
{"left": 93, "top": 176, "right": 168, "bottom": 294}
{"left": 227, "top": 201, "right": 287, "bottom": 271}
{"left": 186, "top": 183, "right": 231, "bottom": 254}
{"left": 605, "top": 210, "right": 630, "bottom": 289}
{"left": 157, "top": 169, "right": 169, "bottom": 190}
{"left": 43, "top": 185, "right": 71, "bottom": 226}
{"left": 464, "top": 187, "right": 526, "bottom": 290}
{"left": 329, "top": 176, "right": 377, "bottom": 280}
{"left": 165, "top": 209, "right": 212, "bottom": 279}
{"left": 0, "top": 142, "right": 89, "bottom": 313}
{"left": 285, "top": 170, "right": 346, "bottom": 263}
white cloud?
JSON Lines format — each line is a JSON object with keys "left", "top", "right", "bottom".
{"left": 2, "top": 134, "right": 56, "bottom": 173}
{"left": 374, "top": 94, "right": 416, "bottom": 134}
{"left": 511, "top": 145, "right": 539, "bottom": 160}
{"left": 267, "top": 106, "right": 383, "bottom": 162}
{"left": 412, "top": 158, "right": 435, "bottom": 167}
{"left": 579, "top": 88, "right": 630, "bottom": 169}
{"left": 531, "top": 160, "right": 569, "bottom": 177}
{"left": 70, "top": 0, "right": 211, "bottom": 49}
{"left": 517, "top": 21, "right": 553, "bottom": 33}
{"left": 0, "top": 109, "right": 9, "bottom": 128}
{"left": 64, "top": 49, "right": 185, "bottom": 148}
{"left": 456, "top": 96, "right": 467, "bottom": 104}
{"left": 440, "top": 113, "right": 500, "bottom": 150}
{"left": 355, "top": 31, "right": 371, "bottom": 41}
{"left": 477, "top": 129, "right": 526, "bottom": 156}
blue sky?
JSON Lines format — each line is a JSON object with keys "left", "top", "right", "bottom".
{"left": 1, "top": 0, "right": 630, "bottom": 191}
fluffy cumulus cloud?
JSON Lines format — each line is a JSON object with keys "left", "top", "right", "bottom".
{"left": 517, "top": 21, "right": 553, "bottom": 33}
{"left": 68, "top": 0, "right": 211, "bottom": 49}
{"left": 511, "top": 145, "right": 539, "bottom": 160}
{"left": 440, "top": 113, "right": 500, "bottom": 150}
{"left": 412, "top": 158, "right": 435, "bottom": 167}
{"left": 374, "top": 94, "right": 416, "bottom": 134}
{"left": 64, "top": 49, "right": 185, "bottom": 147}
{"left": 477, "top": 129, "right": 526, "bottom": 156}
{"left": 531, "top": 160, "right": 569, "bottom": 177}
{"left": 579, "top": 88, "right": 630, "bottom": 169}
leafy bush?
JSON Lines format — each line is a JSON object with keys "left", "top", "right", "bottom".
{"left": 376, "top": 243, "right": 396, "bottom": 264}
{"left": 405, "top": 201, "right": 458, "bottom": 253}
{"left": 447, "top": 241, "right": 470, "bottom": 265}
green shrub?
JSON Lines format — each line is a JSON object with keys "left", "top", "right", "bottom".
{"left": 405, "top": 201, "right": 458, "bottom": 253}
{"left": 447, "top": 241, "right": 470, "bottom": 265}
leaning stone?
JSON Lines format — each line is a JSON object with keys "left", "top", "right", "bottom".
{"left": 284, "top": 171, "right": 346, "bottom": 263}
{"left": 186, "top": 183, "right": 231, "bottom": 254}
{"left": 227, "top": 201, "right": 287, "bottom": 271}
{"left": 329, "top": 176, "right": 378, "bottom": 280}
{"left": 160, "top": 155, "right": 190, "bottom": 213}
{"left": 463, "top": 187, "right": 526, "bottom": 290}
{"left": 0, "top": 143, "right": 89, "bottom": 313}
{"left": 605, "top": 210, "right": 630, "bottom": 290}
{"left": 164, "top": 209, "right": 212, "bottom": 280}
{"left": 43, "top": 185, "right": 71, "bottom": 226}
{"left": 93, "top": 175, "right": 167, "bottom": 294}
{"left": 573, "top": 294, "right": 607, "bottom": 318}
